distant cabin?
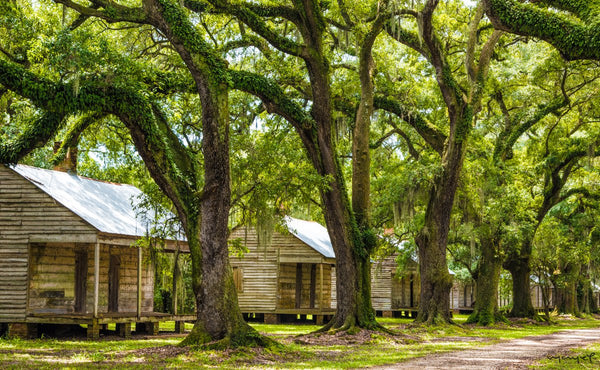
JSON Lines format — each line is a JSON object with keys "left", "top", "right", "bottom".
{"left": 450, "top": 278, "right": 475, "bottom": 313}
{"left": 370, "top": 255, "right": 421, "bottom": 317}
{"left": 229, "top": 217, "right": 336, "bottom": 324}
{"left": 0, "top": 164, "right": 192, "bottom": 339}
{"left": 370, "top": 253, "right": 476, "bottom": 316}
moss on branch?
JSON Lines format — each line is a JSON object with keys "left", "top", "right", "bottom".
{"left": 483, "top": 0, "right": 600, "bottom": 60}
{"left": 0, "top": 112, "right": 64, "bottom": 164}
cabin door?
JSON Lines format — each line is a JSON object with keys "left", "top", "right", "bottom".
{"left": 74, "top": 249, "right": 88, "bottom": 313}
{"left": 295, "top": 263, "right": 317, "bottom": 309}
{"left": 108, "top": 254, "right": 120, "bottom": 312}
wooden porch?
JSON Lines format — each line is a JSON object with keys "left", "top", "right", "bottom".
{"left": 22, "top": 312, "right": 196, "bottom": 339}
{"left": 243, "top": 308, "right": 335, "bottom": 325}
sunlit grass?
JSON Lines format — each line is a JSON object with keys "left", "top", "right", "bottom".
{"left": 532, "top": 342, "right": 600, "bottom": 369}
{"left": 0, "top": 316, "right": 598, "bottom": 368}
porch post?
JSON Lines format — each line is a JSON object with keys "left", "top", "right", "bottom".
{"left": 319, "top": 263, "right": 324, "bottom": 309}
{"left": 93, "top": 242, "right": 100, "bottom": 318}
{"left": 137, "top": 245, "right": 142, "bottom": 319}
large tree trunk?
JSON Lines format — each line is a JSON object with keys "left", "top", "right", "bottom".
{"left": 182, "top": 87, "right": 267, "bottom": 346}
{"left": 415, "top": 118, "right": 466, "bottom": 324}
{"left": 303, "top": 105, "right": 378, "bottom": 330}
{"left": 467, "top": 238, "right": 502, "bottom": 325}
{"left": 504, "top": 254, "right": 535, "bottom": 317}
{"left": 298, "top": 25, "right": 379, "bottom": 330}
{"left": 143, "top": 1, "right": 271, "bottom": 346}
{"left": 319, "top": 183, "right": 377, "bottom": 330}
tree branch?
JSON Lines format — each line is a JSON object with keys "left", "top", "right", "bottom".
{"left": 482, "top": 0, "right": 600, "bottom": 61}
{"left": 374, "top": 95, "right": 446, "bottom": 154}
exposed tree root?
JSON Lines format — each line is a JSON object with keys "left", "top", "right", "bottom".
{"left": 179, "top": 321, "right": 280, "bottom": 349}
{"left": 414, "top": 311, "right": 454, "bottom": 326}
{"left": 466, "top": 310, "right": 507, "bottom": 326}
{"left": 314, "top": 314, "right": 395, "bottom": 335}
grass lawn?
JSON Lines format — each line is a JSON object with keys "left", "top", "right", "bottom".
{"left": 0, "top": 314, "right": 599, "bottom": 369}
{"left": 532, "top": 341, "right": 600, "bottom": 369}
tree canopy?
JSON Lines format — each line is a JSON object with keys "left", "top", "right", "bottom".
{"left": 1, "top": 0, "right": 600, "bottom": 346}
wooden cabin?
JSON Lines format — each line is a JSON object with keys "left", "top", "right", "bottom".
{"left": 0, "top": 164, "right": 193, "bottom": 339}
{"left": 370, "top": 254, "right": 477, "bottom": 316}
{"left": 370, "top": 254, "right": 420, "bottom": 317}
{"left": 229, "top": 217, "right": 335, "bottom": 324}
{"left": 450, "top": 278, "right": 475, "bottom": 313}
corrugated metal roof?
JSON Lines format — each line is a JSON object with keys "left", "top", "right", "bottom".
{"left": 284, "top": 216, "right": 335, "bottom": 258}
{"left": 11, "top": 164, "right": 154, "bottom": 238}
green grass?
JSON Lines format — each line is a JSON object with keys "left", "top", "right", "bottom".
{"left": 532, "top": 342, "right": 600, "bottom": 369}
{"left": 0, "top": 315, "right": 598, "bottom": 369}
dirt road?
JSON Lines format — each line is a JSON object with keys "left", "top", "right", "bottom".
{"left": 371, "top": 328, "right": 600, "bottom": 369}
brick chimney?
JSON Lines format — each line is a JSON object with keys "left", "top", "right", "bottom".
{"left": 53, "top": 141, "right": 78, "bottom": 174}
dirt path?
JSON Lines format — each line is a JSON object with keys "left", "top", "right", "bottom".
{"left": 370, "top": 328, "right": 600, "bottom": 369}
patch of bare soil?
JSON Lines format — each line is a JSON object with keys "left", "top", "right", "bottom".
{"left": 429, "top": 336, "right": 491, "bottom": 343}
{"left": 292, "top": 328, "right": 418, "bottom": 346}
{"left": 128, "top": 344, "right": 190, "bottom": 358}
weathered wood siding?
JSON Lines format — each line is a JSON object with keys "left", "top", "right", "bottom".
{"left": 530, "top": 284, "right": 553, "bottom": 309}
{"left": 28, "top": 243, "right": 153, "bottom": 314}
{"left": 371, "top": 256, "right": 398, "bottom": 311}
{"left": 0, "top": 166, "right": 96, "bottom": 321}
{"left": 451, "top": 281, "right": 474, "bottom": 309}
{"left": 229, "top": 227, "right": 278, "bottom": 312}
{"left": 106, "top": 245, "right": 154, "bottom": 313}
{"left": 331, "top": 267, "right": 337, "bottom": 309}
{"left": 391, "top": 272, "right": 420, "bottom": 309}
{"left": 370, "top": 255, "right": 420, "bottom": 310}
{"left": 450, "top": 282, "right": 460, "bottom": 309}
{"left": 229, "top": 227, "right": 333, "bottom": 312}
{"left": 277, "top": 263, "right": 331, "bottom": 309}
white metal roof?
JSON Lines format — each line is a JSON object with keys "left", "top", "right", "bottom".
{"left": 11, "top": 164, "right": 155, "bottom": 238}
{"left": 284, "top": 216, "right": 335, "bottom": 258}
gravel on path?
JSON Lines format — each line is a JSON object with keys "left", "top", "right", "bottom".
{"left": 368, "top": 328, "right": 600, "bottom": 369}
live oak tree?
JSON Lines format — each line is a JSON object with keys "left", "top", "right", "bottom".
{"left": 374, "top": 0, "right": 501, "bottom": 323}
{"left": 509, "top": 112, "right": 600, "bottom": 317}
{"left": 0, "top": 0, "right": 273, "bottom": 347}
{"left": 472, "top": 0, "right": 600, "bottom": 318}
{"left": 459, "top": 46, "right": 575, "bottom": 324}
{"left": 199, "top": 0, "right": 388, "bottom": 331}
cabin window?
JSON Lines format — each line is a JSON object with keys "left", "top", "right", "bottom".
{"left": 233, "top": 267, "right": 243, "bottom": 293}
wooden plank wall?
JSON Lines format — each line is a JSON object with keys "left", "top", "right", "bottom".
{"left": 331, "top": 267, "right": 336, "bottom": 309}
{"left": 371, "top": 256, "right": 398, "bottom": 311}
{"left": 107, "top": 245, "right": 153, "bottom": 313}
{"left": 28, "top": 243, "right": 153, "bottom": 314}
{"left": 450, "top": 282, "right": 460, "bottom": 309}
{"left": 320, "top": 264, "right": 332, "bottom": 309}
{"left": 229, "top": 227, "right": 333, "bottom": 312}
{"left": 453, "top": 281, "right": 474, "bottom": 309}
{"left": 277, "top": 263, "right": 297, "bottom": 309}
{"left": 0, "top": 166, "right": 97, "bottom": 321}
{"left": 29, "top": 243, "right": 79, "bottom": 313}
{"left": 276, "top": 263, "right": 332, "bottom": 309}
{"left": 229, "top": 227, "right": 278, "bottom": 312}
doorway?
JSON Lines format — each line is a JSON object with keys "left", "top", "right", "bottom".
{"left": 74, "top": 249, "right": 88, "bottom": 313}
{"left": 108, "top": 254, "right": 120, "bottom": 312}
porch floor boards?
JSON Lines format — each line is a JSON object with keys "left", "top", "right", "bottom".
{"left": 26, "top": 312, "right": 196, "bottom": 325}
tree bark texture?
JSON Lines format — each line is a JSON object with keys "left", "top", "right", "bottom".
{"left": 144, "top": 0, "right": 269, "bottom": 346}
{"left": 288, "top": 2, "right": 379, "bottom": 331}
{"left": 415, "top": 106, "right": 469, "bottom": 324}
{"left": 468, "top": 238, "right": 502, "bottom": 325}
{"left": 504, "top": 253, "right": 535, "bottom": 318}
